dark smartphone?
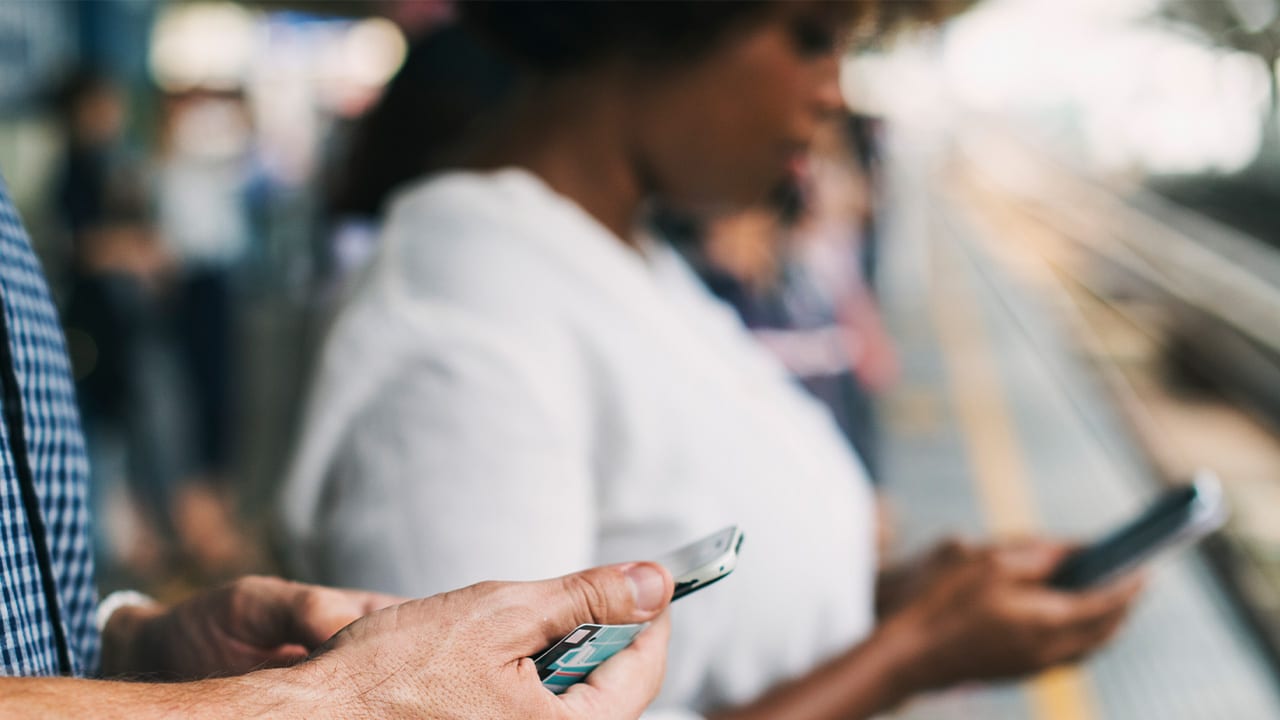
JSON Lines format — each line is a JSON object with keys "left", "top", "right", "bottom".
{"left": 1049, "top": 471, "right": 1227, "bottom": 591}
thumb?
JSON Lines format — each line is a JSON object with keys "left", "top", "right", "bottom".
{"left": 510, "top": 562, "right": 673, "bottom": 656}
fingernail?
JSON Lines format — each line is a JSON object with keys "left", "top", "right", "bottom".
{"left": 624, "top": 563, "right": 667, "bottom": 612}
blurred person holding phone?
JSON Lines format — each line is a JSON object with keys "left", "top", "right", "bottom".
{"left": 0, "top": 150, "right": 674, "bottom": 716}
{"left": 282, "top": 2, "right": 1144, "bottom": 719}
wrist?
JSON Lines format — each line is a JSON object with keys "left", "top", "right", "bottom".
{"left": 865, "top": 609, "right": 935, "bottom": 705}
{"left": 874, "top": 564, "right": 909, "bottom": 618}
{"left": 284, "top": 656, "right": 379, "bottom": 720}
{"left": 100, "top": 599, "right": 166, "bottom": 677}
{"left": 172, "top": 667, "right": 336, "bottom": 720}
{"left": 243, "top": 666, "right": 334, "bottom": 719}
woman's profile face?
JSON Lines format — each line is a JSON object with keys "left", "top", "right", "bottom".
{"left": 631, "top": 3, "right": 848, "bottom": 216}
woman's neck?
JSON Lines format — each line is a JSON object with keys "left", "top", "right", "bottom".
{"left": 467, "top": 74, "right": 646, "bottom": 244}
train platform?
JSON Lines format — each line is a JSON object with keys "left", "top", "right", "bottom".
{"left": 876, "top": 130, "right": 1280, "bottom": 719}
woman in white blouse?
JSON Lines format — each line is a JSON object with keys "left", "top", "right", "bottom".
{"left": 282, "top": 3, "right": 1142, "bottom": 718}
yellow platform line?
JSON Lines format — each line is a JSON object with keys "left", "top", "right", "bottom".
{"left": 927, "top": 221, "right": 1099, "bottom": 720}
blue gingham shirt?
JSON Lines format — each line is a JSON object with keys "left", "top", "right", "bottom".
{"left": 0, "top": 178, "right": 99, "bottom": 676}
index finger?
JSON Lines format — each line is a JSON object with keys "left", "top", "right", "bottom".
{"left": 1027, "top": 570, "right": 1146, "bottom": 629}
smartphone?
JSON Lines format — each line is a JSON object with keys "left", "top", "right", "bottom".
{"left": 535, "top": 525, "right": 744, "bottom": 693}
{"left": 1049, "top": 471, "right": 1227, "bottom": 591}
{"left": 658, "top": 524, "right": 745, "bottom": 600}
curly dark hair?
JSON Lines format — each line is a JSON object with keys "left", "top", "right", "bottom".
{"left": 329, "top": 23, "right": 517, "bottom": 218}
{"left": 460, "top": 1, "right": 972, "bottom": 72}
{"left": 459, "top": 1, "right": 778, "bottom": 72}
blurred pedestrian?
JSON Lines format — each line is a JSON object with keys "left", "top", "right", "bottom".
{"left": 154, "top": 91, "right": 256, "bottom": 576}
{"left": 54, "top": 70, "right": 179, "bottom": 582}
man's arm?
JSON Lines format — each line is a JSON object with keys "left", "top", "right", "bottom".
{"left": 0, "top": 668, "right": 319, "bottom": 720}
{"left": 0, "top": 563, "right": 673, "bottom": 720}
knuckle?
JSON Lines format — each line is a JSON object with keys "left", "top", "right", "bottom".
{"left": 236, "top": 574, "right": 277, "bottom": 593}
{"left": 236, "top": 575, "right": 296, "bottom": 607}
{"left": 989, "top": 551, "right": 1022, "bottom": 577}
{"left": 1012, "top": 631, "right": 1038, "bottom": 660}
{"left": 1037, "top": 601, "right": 1072, "bottom": 629}
{"left": 1008, "top": 614, "right": 1040, "bottom": 648}
{"left": 226, "top": 576, "right": 267, "bottom": 611}
{"left": 976, "top": 550, "right": 1001, "bottom": 570}
{"left": 938, "top": 538, "right": 969, "bottom": 560}
{"left": 563, "top": 572, "right": 616, "bottom": 623}
{"left": 295, "top": 587, "right": 328, "bottom": 617}
{"left": 471, "top": 580, "right": 503, "bottom": 595}
{"left": 465, "top": 581, "right": 521, "bottom": 619}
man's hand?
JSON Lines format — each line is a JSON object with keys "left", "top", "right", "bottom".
{"left": 303, "top": 562, "right": 674, "bottom": 719}
{"left": 103, "top": 576, "right": 404, "bottom": 679}
{"left": 6, "top": 564, "right": 673, "bottom": 720}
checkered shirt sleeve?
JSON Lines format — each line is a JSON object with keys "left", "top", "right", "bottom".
{"left": 0, "top": 178, "right": 100, "bottom": 677}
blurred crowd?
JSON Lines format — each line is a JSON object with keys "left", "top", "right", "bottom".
{"left": 54, "top": 71, "right": 255, "bottom": 584}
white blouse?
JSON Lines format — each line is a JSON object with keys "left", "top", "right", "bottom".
{"left": 280, "top": 169, "right": 877, "bottom": 719}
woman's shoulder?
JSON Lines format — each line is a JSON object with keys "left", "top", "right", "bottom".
{"left": 370, "top": 170, "right": 555, "bottom": 302}
{"left": 333, "top": 170, "right": 603, "bottom": 363}
{"left": 384, "top": 168, "right": 555, "bottom": 242}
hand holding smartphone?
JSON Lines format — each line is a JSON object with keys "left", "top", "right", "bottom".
{"left": 1049, "top": 471, "right": 1227, "bottom": 591}
{"left": 535, "top": 525, "right": 744, "bottom": 693}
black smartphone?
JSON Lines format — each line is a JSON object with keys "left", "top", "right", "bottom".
{"left": 1049, "top": 471, "right": 1227, "bottom": 591}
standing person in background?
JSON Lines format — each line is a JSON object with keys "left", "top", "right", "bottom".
{"left": 675, "top": 125, "right": 899, "bottom": 486}
{"left": 789, "top": 116, "right": 898, "bottom": 481}
{"left": 843, "top": 112, "right": 886, "bottom": 294}
{"left": 284, "top": 3, "right": 1143, "bottom": 718}
{"left": 54, "top": 70, "right": 179, "bottom": 582}
{"left": 0, "top": 166, "right": 676, "bottom": 716}
{"left": 788, "top": 116, "right": 899, "bottom": 544}
{"left": 154, "top": 90, "right": 255, "bottom": 576}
